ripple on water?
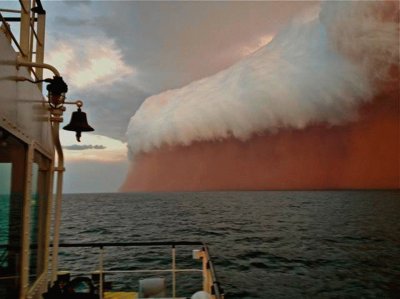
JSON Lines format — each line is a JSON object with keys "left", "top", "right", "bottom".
{"left": 60, "top": 191, "right": 400, "bottom": 298}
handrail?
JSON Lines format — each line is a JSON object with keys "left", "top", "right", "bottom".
{"left": 0, "top": 242, "right": 225, "bottom": 298}
{"left": 0, "top": 8, "right": 21, "bottom": 13}
{"left": 0, "top": 242, "right": 219, "bottom": 298}
{"left": 203, "top": 244, "right": 224, "bottom": 299}
{"left": 58, "top": 241, "right": 205, "bottom": 248}
{"left": 29, "top": 20, "right": 41, "bottom": 46}
{"left": 0, "top": 0, "right": 45, "bottom": 83}
{"left": 0, "top": 241, "right": 204, "bottom": 250}
{"left": 48, "top": 241, "right": 224, "bottom": 299}
{"left": 0, "top": 12, "right": 26, "bottom": 55}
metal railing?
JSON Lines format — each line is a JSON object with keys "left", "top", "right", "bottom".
{"left": 53, "top": 241, "right": 224, "bottom": 299}
{"left": 0, "top": 0, "right": 46, "bottom": 89}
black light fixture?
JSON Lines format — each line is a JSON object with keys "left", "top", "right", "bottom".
{"left": 15, "top": 72, "right": 94, "bottom": 142}
{"left": 45, "top": 76, "right": 94, "bottom": 142}
{"left": 46, "top": 76, "right": 68, "bottom": 109}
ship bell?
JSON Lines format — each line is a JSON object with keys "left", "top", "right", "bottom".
{"left": 63, "top": 108, "right": 94, "bottom": 142}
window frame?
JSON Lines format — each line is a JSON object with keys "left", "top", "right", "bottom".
{"left": 0, "top": 124, "right": 54, "bottom": 298}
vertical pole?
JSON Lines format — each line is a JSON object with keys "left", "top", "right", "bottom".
{"left": 99, "top": 246, "right": 104, "bottom": 299}
{"left": 20, "top": 143, "right": 34, "bottom": 299}
{"left": 172, "top": 245, "right": 176, "bottom": 299}
{"left": 43, "top": 150, "right": 54, "bottom": 288}
{"left": 50, "top": 109, "right": 65, "bottom": 283}
{"left": 28, "top": 10, "right": 34, "bottom": 63}
{"left": 35, "top": 4, "right": 46, "bottom": 91}
{"left": 50, "top": 161, "right": 63, "bottom": 283}
{"left": 19, "top": 0, "right": 31, "bottom": 59}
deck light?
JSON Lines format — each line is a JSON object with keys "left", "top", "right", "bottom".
{"left": 15, "top": 73, "right": 95, "bottom": 141}
{"left": 45, "top": 76, "right": 94, "bottom": 141}
{"left": 46, "top": 76, "right": 68, "bottom": 108}
{"left": 15, "top": 59, "right": 94, "bottom": 141}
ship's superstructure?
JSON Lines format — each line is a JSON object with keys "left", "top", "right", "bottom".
{"left": 0, "top": 2, "right": 224, "bottom": 299}
{"left": 0, "top": 1, "right": 57, "bottom": 298}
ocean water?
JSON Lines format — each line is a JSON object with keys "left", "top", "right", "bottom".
{"left": 59, "top": 191, "right": 400, "bottom": 298}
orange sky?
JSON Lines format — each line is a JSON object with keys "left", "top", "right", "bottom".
{"left": 121, "top": 84, "right": 399, "bottom": 192}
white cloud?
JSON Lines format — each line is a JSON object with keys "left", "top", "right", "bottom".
{"left": 240, "top": 34, "right": 274, "bottom": 57}
{"left": 126, "top": 1, "right": 398, "bottom": 158}
{"left": 45, "top": 38, "right": 134, "bottom": 90}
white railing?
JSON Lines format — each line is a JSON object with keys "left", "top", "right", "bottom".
{"left": 53, "top": 241, "right": 224, "bottom": 299}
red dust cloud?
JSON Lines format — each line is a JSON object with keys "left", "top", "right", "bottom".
{"left": 120, "top": 86, "right": 399, "bottom": 191}
{"left": 120, "top": 1, "right": 399, "bottom": 192}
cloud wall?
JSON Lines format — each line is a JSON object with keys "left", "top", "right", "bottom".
{"left": 126, "top": 1, "right": 399, "bottom": 158}
{"left": 120, "top": 91, "right": 399, "bottom": 191}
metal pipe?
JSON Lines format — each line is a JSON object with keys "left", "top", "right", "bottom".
{"left": 203, "top": 245, "right": 224, "bottom": 299}
{"left": 103, "top": 269, "right": 202, "bottom": 274}
{"left": 99, "top": 247, "right": 104, "bottom": 299}
{"left": 19, "top": 0, "right": 30, "bottom": 58}
{"left": 29, "top": 21, "right": 41, "bottom": 45}
{"left": 0, "top": 8, "right": 22, "bottom": 13}
{"left": 16, "top": 55, "right": 60, "bottom": 77}
{"left": 56, "top": 241, "right": 204, "bottom": 248}
{"left": 172, "top": 245, "right": 176, "bottom": 298}
{"left": 2, "top": 17, "right": 37, "bottom": 22}
{"left": 35, "top": 11, "right": 46, "bottom": 90}
{"left": 43, "top": 142, "right": 55, "bottom": 290}
{"left": 28, "top": 8, "right": 34, "bottom": 62}
{"left": 49, "top": 109, "right": 65, "bottom": 283}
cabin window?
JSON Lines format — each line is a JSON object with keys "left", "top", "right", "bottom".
{"left": 29, "top": 151, "right": 51, "bottom": 284}
{"left": 0, "top": 129, "right": 27, "bottom": 299}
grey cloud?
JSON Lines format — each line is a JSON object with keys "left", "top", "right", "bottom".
{"left": 61, "top": 0, "right": 92, "bottom": 6}
{"left": 56, "top": 16, "right": 93, "bottom": 27}
{"left": 96, "top": 1, "right": 318, "bottom": 92}
{"left": 63, "top": 144, "right": 106, "bottom": 150}
{"left": 65, "top": 81, "right": 149, "bottom": 141}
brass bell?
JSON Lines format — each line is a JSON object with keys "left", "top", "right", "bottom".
{"left": 63, "top": 107, "right": 94, "bottom": 142}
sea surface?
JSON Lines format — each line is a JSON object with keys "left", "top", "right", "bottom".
{"left": 59, "top": 191, "right": 400, "bottom": 298}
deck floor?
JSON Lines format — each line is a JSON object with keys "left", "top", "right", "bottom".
{"left": 104, "top": 291, "right": 138, "bottom": 299}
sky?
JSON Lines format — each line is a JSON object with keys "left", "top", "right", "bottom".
{"left": 3, "top": 0, "right": 396, "bottom": 192}
{"left": 16, "top": 0, "right": 317, "bottom": 193}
